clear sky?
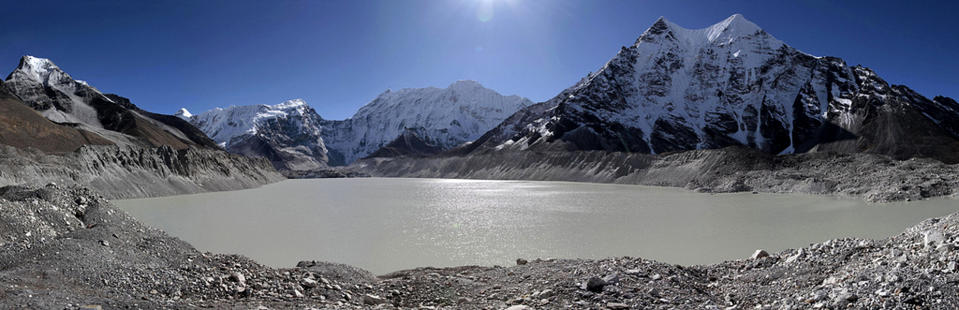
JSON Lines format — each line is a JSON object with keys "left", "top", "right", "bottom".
{"left": 1, "top": 0, "right": 956, "bottom": 119}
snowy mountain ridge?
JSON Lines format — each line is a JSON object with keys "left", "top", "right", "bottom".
{"left": 182, "top": 80, "right": 530, "bottom": 168}
{"left": 184, "top": 99, "right": 313, "bottom": 147}
{"left": 467, "top": 14, "right": 959, "bottom": 163}
{"left": 182, "top": 99, "right": 329, "bottom": 170}
{"left": 321, "top": 80, "right": 531, "bottom": 165}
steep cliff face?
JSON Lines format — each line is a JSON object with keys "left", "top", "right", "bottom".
{"left": 466, "top": 14, "right": 959, "bottom": 163}
{"left": 322, "top": 80, "right": 531, "bottom": 165}
{"left": 3, "top": 56, "right": 218, "bottom": 149}
{"left": 182, "top": 99, "right": 329, "bottom": 171}
{"left": 0, "top": 144, "right": 284, "bottom": 199}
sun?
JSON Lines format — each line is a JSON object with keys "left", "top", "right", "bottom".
{"left": 473, "top": 0, "right": 520, "bottom": 22}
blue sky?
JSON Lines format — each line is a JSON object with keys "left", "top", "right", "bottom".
{"left": 1, "top": 0, "right": 956, "bottom": 119}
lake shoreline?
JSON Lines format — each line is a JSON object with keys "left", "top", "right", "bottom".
{"left": 2, "top": 183, "right": 958, "bottom": 309}
{"left": 355, "top": 147, "right": 959, "bottom": 203}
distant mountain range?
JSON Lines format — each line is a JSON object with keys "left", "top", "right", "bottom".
{"left": 179, "top": 80, "right": 531, "bottom": 169}
{"left": 2, "top": 13, "right": 957, "bottom": 178}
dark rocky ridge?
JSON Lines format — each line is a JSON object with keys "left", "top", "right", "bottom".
{"left": 4, "top": 56, "right": 219, "bottom": 150}
{"left": 364, "top": 128, "right": 445, "bottom": 159}
{"left": 2, "top": 184, "right": 958, "bottom": 309}
{"left": 0, "top": 81, "right": 114, "bottom": 153}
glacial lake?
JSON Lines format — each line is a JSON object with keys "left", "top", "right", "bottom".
{"left": 116, "top": 178, "right": 959, "bottom": 274}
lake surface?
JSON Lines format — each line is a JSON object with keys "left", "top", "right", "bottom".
{"left": 116, "top": 178, "right": 959, "bottom": 274}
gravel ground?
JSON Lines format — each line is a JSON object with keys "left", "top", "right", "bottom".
{"left": 1, "top": 184, "right": 958, "bottom": 309}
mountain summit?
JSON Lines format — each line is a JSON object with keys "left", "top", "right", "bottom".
{"left": 463, "top": 14, "right": 959, "bottom": 163}
{"left": 3, "top": 55, "right": 218, "bottom": 149}
{"left": 322, "top": 80, "right": 531, "bottom": 165}
{"left": 183, "top": 99, "right": 329, "bottom": 171}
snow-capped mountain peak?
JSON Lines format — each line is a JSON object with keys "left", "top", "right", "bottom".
{"left": 9, "top": 55, "right": 63, "bottom": 83}
{"left": 273, "top": 98, "right": 307, "bottom": 110}
{"left": 175, "top": 108, "right": 193, "bottom": 120}
{"left": 470, "top": 14, "right": 959, "bottom": 163}
{"left": 4, "top": 55, "right": 118, "bottom": 128}
{"left": 703, "top": 14, "right": 763, "bottom": 42}
{"left": 188, "top": 99, "right": 318, "bottom": 146}
{"left": 642, "top": 14, "right": 782, "bottom": 50}
{"left": 323, "top": 80, "right": 531, "bottom": 165}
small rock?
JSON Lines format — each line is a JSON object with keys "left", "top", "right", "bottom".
{"left": 516, "top": 258, "right": 528, "bottom": 265}
{"left": 875, "top": 289, "right": 890, "bottom": 297}
{"left": 832, "top": 291, "right": 858, "bottom": 306}
{"left": 458, "top": 296, "right": 473, "bottom": 304}
{"left": 923, "top": 230, "right": 945, "bottom": 248}
{"left": 301, "top": 278, "right": 317, "bottom": 288}
{"left": 293, "top": 289, "right": 304, "bottom": 298}
{"left": 624, "top": 269, "right": 641, "bottom": 275}
{"left": 602, "top": 273, "right": 620, "bottom": 284}
{"left": 532, "top": 289, "right": 553, "bottom": 298}
{"left": 362, "top": 294, "right": 387, "bottom": 305}
{"left": 785, "top": 248, "right": 804, "bottom": 264}
{"left": 98, "top": 240, "right": 109, "bottom": 247}
{"left": 230, "top": 272, "right": 246, "bottom": 284}
{"left": 651, "top": 274, "right": 662, "bottom": 281}
{"left": 504, "top": 305, "right": 532, "bottom": 310}
{"left": 750, "top": 249, "right": 769, "bottom": 259}
{"left": 607, "top": 302, "right": 629, "bottom": 309}
{"left": 586, "top": 277, "right": 607, "bottom": 293}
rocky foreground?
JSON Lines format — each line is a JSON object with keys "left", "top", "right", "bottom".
{"left": 1, "top": 184, "right": 958, "bottom": 309}
{"left": 357, "top": 147, "right": 959, "bottom": 203}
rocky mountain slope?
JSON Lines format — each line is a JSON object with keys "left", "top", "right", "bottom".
{"left": 0, "top": 80, "right": 114, "bottom": 153}
{"left": 180, "top": 99, "right": 329, "bottom": 171}
{"left": 183, "top": 80, "right": 530, "bottom": 168}
{"left": 4, "top": 56, "right": 218, "bottom": 149}
{"left": 321, "top": 80, "right": 530, "bottom": 165}
{"left": 0, "top": 144, "right": 283, "bottom": 199}
{"left": 364, "top": 128, "right": 446, "bottom": 159}
{"left": 461, "top": 14, "right": 959, "bottom": 163}
{"left": 2, "top": 183, "right": 958, "bottom": 308}
{"left": 0, "top": 56, "right": 283, "bottom": 198}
